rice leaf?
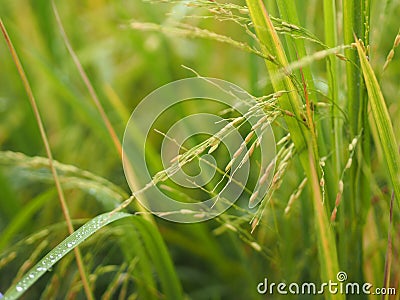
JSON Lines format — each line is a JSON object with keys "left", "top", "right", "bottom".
{"left": 355, "top": 39, "right": 400, "bottom": 208}
{"left": 130, "top": 217, "right": 184, "bottom": 300}
{"left": 3, "top": 212, "right": 184, "bottom": 300}
{"left": 246, "top": 2, "right": 342, "bottom": 298}
{"left": 3, "top": 212, "right": 131, "bottom": 299}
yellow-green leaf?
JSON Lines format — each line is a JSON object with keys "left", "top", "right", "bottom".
{"left": 355, "top": 39, "right": 400, "bottom": 208}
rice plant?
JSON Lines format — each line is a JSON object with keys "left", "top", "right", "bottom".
{"left": 0, "top": 0, "right": 399, "bottom": 299}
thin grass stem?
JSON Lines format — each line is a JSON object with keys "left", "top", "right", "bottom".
{"left": 0, "top": 19, "right": 94, "bottom": 300}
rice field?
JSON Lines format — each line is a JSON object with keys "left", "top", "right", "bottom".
{"left": 0, "top": 0, "right": 399, "bottom": 299}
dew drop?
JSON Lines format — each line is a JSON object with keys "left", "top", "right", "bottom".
{"left": 37, "top": 267, "right": 47, "bottom": 272}
{"left": 16, "top": 286, "right": 23, "bottom": 292}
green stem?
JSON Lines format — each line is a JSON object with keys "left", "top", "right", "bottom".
{"left": 275, "top": 0, "right": 337, "bottom": 209}
{"left": 324, "top": 0, "right": 342, "bottom": 183}
{"left": 343, "top": 0, "right": 370, "bottom": 289}
{"left": 246, "top": 2, "right": 342, "bottom": 298}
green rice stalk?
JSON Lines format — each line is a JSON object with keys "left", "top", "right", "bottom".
{"left": 355, "top": 39, "right": 400, "bottom": 208}
{"left": 342, "top": 0, "right": 371, "bottom": 284}
{"left": 323, "top": 0, "right": 342, "bottom": 182}
{"left": 245, "top": 1, "right": 342, "bottom": 298}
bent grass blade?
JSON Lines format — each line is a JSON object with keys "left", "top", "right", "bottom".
{"left": 3, "top": 212, "right": 131, "bottom": 300}
{"left": 3, "top": 212, "right": 184, "bottom": 300}
{"left": 355, "top": 39, "right": 400, "bottom": 208}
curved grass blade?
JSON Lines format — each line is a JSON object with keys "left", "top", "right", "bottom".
{"left": 131, "top": 217, "right": 184, "bottom": 300}
{"left": 3, "top": 212, "right": 184, "bottom": 300}
{"left": 3, "top": 212, "right": 131, "bottom": 300}
{"left": 245, "top": 2, "right": 342, "bottom": 299}
{"left": 118, "top": 224, "right": 158, "bottom": 299}
{"left": 245, "top": 0, "right": 316, "bottom": 165}
{"left": 52, "top": 1, "right": 122, "bottom": 158}
{"left": 355, "top": 39, "right": 400, "bottom": 208}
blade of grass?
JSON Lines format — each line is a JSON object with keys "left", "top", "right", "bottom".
{"left": 245, "top": 2, "right": 342, "bottom": 298}
{"left": 308, "top": 145, "right": 343, "bottom": 299}
{"left": 343, "top": 0, "right": 371, "bottom": 285}
{"left": 118, "top": 225, "right": 158, "bottom": 299}
{"left": 382, "top": 192, "right": 394, "bottom": 300}
{"left": 51, "top": 1, "right": 122, "bottom": 157}
{"left": 273, "top": 1, "right": 331, "bottom": 256}
{"left": 0, "top": 19, "right": 94, "bottom": 300}
{"left": 323, "top": 0, "right": 342, "bottom": 180}
{"left": 51, "top": 1, "right": 158, "bottom": 224}
{"left": 343, "top": 0, "right": 364, "bottom": 135}
{"left": 324, "top": 0, "right": 348, "bottom": 276}
{"left": 3, "top": 212, "right": 131, "bottom": 299}
{"left": 274, "top": 0, "right": 331, "bottom": 184}
{"left": 4, "top": 212, "right": 184, "bottom": 300}
{"left": 274, "top": 0, "right": 314, "bottom": 84}
{"left": 132, "top": 217, "right": 184, "bottom": 300}
{"left": 355, "top": 38, "right": 400, "bottom": 208}
{"left": 245, "top": 0, "right": 312, "bottom": 160}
